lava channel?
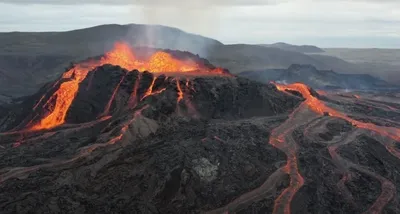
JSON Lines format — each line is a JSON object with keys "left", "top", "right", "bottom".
{"left": 274, "top": 82, "right": 400, "bottom": 213}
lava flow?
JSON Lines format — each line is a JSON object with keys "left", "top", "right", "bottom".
{"left": 272, "top": 82, "right": 400, "bottom": 213}
{"left": 274, "top": 82, "right": 400, "bottom": 142}
{"left": 28, "top": 42, "right": 226, "bottom": 131}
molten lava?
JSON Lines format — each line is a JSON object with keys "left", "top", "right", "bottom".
{"left": 270, "top": 82, "right": 400, "bottom": 214}
{"left": 274, "top": 83, "right": 400, "bottom": 147}
{"left": 29, "top": 42, "right": 226, "bottom": 131}
{"left": 176, "top": 79, "right": 184, "bottom": 103}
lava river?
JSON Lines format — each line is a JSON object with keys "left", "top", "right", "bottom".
{"left": 271, "top": 82, "right": 400, "bottom": 214}
{"left": 207, "top": 82, "right": 400, "bottom": 214}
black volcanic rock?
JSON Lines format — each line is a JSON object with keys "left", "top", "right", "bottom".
{"left": 0, "top": 64, "right": 303, "bottom": 213}
{"left": 1, "top": 63, "right": 400, "bottom": 213}
{"left": 239, "top": 64, "right": 390, "bottom": 90}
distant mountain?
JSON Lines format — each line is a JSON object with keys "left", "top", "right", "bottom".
{"left": 0, "top": 24, "right": 222, "bottom": 57}
{"left": 318, "top": 48, "right": 400, "bottom": 83}
{"left": 0, "top": 24, "right": 223, "bottom": 103}
{"left": 239, "top": 64, "right": 390, "bottom": 90}
{"left": 1, "top": 24, "right": 395, "bottom": 103}
{"left": 208, "top": 44, "right": 362, "bottom": 75}
{"left": 261, "top": 42, "right": 325, "bottom": 53}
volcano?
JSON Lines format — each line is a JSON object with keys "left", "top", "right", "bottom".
{"left": 1, "top": 43, "right": 400, "bottom": 214}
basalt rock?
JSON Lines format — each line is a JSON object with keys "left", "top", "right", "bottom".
{"left": 1, "top": 63, "right": 400, "bottom": 214}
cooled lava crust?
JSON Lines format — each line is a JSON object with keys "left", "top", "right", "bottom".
{"left": 0, "top": 44, "right": 400, "bottom": 214}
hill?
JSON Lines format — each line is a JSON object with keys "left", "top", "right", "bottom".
{"left": 239, "top": 64, "right": 391, "bottom": 90}
{"left": 0, "top": 24, "right": 222, "bottom": 56}
{"left": 261, "top": 42, "right": 325, "bottom": 53}
{"left": 317, "top": 48, "right": 400, "bottom": 83}
{"left": 0, "top": 24, "right": 396, "bottom": 103}
{"left": 0, "top": 24, "right": 223, "bottom": 103}
{"left": 208, "top": 44, "right": 362, "bottom": 75}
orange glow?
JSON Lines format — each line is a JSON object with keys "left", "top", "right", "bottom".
{"left": 141, "top": 77, "right": 157, "bottom": 101}
{"left": 176, "top": 79, "right": 184, "bottom": 103}
{"left": 270, "top": 82, "right": 400, "bottom": 214}
{"left": 128, "top": 74, "right": 141, "bottom": 108}
{"left": 316, "top": 90, "right": 327, "bottom": 96}
{"left": 140, "top": 76, "right": 167, "bottom": 101}
{"left": 29, "top": 42, "right": 225, "bottom": 130}
{"left": 102, "top": 74, "right": 126, "bottom": 116}
{"left": 274, "top": 82, "right": 400, "bottom": 142}
{"left": 147, "top": 52, "right": 196, "bottom": 72}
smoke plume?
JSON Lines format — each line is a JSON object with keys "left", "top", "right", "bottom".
{"left": 125, "top": 0, "right": 226, "bottom": 57}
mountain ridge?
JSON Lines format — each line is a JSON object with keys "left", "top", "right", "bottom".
{"left": 239, "top": 64, "right": 391, "bottom": 90}
{"left": 0, "top": 23, "right": 396, "bottom": 105}
{"left": 261, "top": 42, "right": 325, "bottom": 53}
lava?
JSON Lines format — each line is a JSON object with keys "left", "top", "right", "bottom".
{"left": 141, "top": 76, "right": 168, "bottom": 102}
{"left": 32, "top": 79, "right": 61, "bottom": 111}
{"left": 128, "top": 73, "right": 142, "bottom": 108}
{"left": 273, "top": 82, "right": 400, "bottom": 213}
{"left": 176, "top": 79, "right": 184, "bottom": 103}
{"left": 105, "top": 105, "right": 149, "bottom": 146}
{"left": 269, "top": 131, "right": 304, "bottom": 214}
{"left": 141, "top": 77, "right": 157, "bottom": 101}
{"left": 102, "top": 74, "right": 127, "bottom": 116}
{"left": 27, "top": 42, "right": 225, "bottom": 131}
{"left": 274, "top": 82, "right": 400, "bottom": 142}
{"left": 316, "top": 90, "right": 327, "bottom": 96}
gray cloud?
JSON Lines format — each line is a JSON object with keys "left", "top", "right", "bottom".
{"left": 0, "top": 0, "right": 281, "bottom": 6}
{"left": 0, "top": 0, "right": 398, "bottom": 5}
{"left": 0, "top": 0, "right": 399, "bottom": 48}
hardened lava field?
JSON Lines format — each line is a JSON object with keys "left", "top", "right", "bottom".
{"left": 0, "top": 43, "right": 400, "bottom": 214}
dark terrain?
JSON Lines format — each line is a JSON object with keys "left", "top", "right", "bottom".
{"left": 260, "top": 42, "right": 325, "bottom": 53}
{"left": 3, "top": 23, "right": 397, "bottom": 105}
{"left": 0, "top": 24, "right": 222, "bottom": 103}
{"left": 239, "top": 64, "right": 393, "bottom": 90}
{"left": 0, "top": 59, "right": 299, "bottom": 213}
{"left": 0, "top": 45, "right": 400, "bottom": 214}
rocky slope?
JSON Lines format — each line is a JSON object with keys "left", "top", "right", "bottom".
{"left": 0, "top": 62, "right": 301, "bottom": 213}
{"left": 239, "top": 64, "right": 391, "bottom": 90}
{"left": 1, "top": 24, "right": 385, "bottom": 104}
{"left": 1, "top": 45, "right": 400, "bottom": 214}
{"left": 0, "top": 24, "right": 222, "bottom": 104}
{"left": 261, "top": 42, "right": 325, "bottom": 53}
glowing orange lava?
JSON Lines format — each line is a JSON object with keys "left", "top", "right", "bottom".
{"left": 271, "top": 82, "right": 400, "bottom": 213}
{"left": 29, "top": 42, "right": 225, "bottom": 130}
{"left": 141, "top": 77, "right": 157, "bottom": 101}
{"left": 176, "top": 79, "right": 184, "bottom": 103}
{"left": 316, "top": 90, "right": 327, "bottom": 96}
{"left": 102, "top": 74, "right": 127, "bottom": 116}
{"left": 128, "top": 74, "right": 141, "bottom": 108}
{"left": 274, "top": 83, "right": 400, "bottom": 146}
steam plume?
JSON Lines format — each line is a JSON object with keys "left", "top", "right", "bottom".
{"left": 126, "top": 0, "right": 224, "bottom": 57}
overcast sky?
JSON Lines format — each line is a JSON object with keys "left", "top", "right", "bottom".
{"left": 1, "top": 0, "right": 399, "bottom": 48}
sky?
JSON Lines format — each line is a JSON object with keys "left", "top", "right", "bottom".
{"left": 0, "top": 0, "right": 399, "bottom": 48}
